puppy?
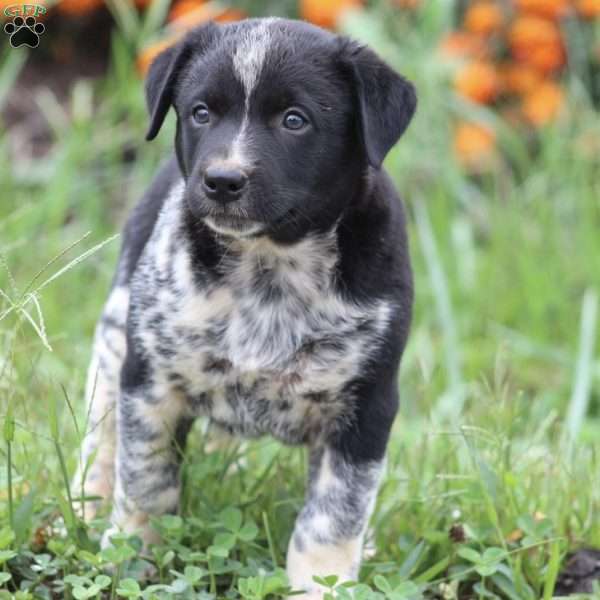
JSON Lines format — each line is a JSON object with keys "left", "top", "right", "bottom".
{"left": 73, "top": 17, "right": 415, "bottom": 597}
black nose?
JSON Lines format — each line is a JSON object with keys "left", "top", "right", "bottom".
{"left": 202, "top": 166, "right": 247, "bottom": 202}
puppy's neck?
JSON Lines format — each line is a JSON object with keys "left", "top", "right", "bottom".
{"left": 223, "top": 224, "right": 340, "bottom": 285}
{"left": 178, "top": 192, "right": 340, "bottom": 288}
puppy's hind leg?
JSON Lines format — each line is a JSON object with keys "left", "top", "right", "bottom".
{"left": 72, "top": 286, "right": 129, "bottom": 521}
{"left": 103, "top": 347, "right": 193, "bottom": 549}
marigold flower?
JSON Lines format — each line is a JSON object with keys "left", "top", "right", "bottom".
{"left": 464, "top": 1, "right": 504, "bottom": 36}
{"left": 215, "top": 8, "right": 246, "bottom": 22}
{"left": 168, "top": 1, "right": 244, "bottom": 28}
{"left": 515, "top": 0, "right": 570, "bottom": 20}
{"left": 499, "top": 63, "right": 543, "bottom": 95}
{"left": 454, "top": 121, "right": 496, "bottom": 168}
{"left": 58, "top": 0, "right": 102, "bottom": 16}
{"left": 455, "top": 60, "right": 500, "bottom": 104}
{"left": 138, "top": 4, "right": 246, "bottom": 74}
{"left": 522, "top": 81, "right": 564, "bottom": 125}
{"left": 509, "top": 15, "right": 566, "bottom": 73}
{"left": 300, "top": 0, "right": 363, "bottom": 29}
{"left": 576, "top": 0, "right": 600, "bottom": 18}
{"left": 168, "top": 0, "right": 209, "bottom": 23}
{"left": 530, "top": 44, "right": 566, "bottom": 72}
{"left": 440, "top": 32, "right": 488, "bottom": 59}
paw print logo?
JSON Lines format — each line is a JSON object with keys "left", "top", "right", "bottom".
{"left": 4, "top": 16, "right": 45, "bottom": 48}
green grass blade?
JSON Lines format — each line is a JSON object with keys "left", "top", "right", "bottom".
{"left": 413, "top": 198, "right": 464, "bottom": 419}
{"left": 3, "top": 405, "right": 15, "bottom": 535}
{"left": 542, "top": 540, "right": 561, "bottom": 600}
{"left": 105, "top": 0, "right": 141, "bottom": 45}
{"left": 139, "top": 0, "right": 172, "bottom": 41}
{"left": 564, "top": 289, "right": 598, "bottom": 453}
{"left": 33, "top": 234, "right": 119, "bottom": 295}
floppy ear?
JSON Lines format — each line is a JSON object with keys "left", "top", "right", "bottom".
{"left": 145, "top": 22, "right": 219, "bottom": 141}
{"left": 344, "top": 43, "right": 417, "bottom": 168}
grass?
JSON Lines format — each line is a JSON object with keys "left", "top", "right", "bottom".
{"left": 1, "top": 2, "right": 600, "bottom": 598}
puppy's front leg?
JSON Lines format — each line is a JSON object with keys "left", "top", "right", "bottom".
{"left": 103, "top": 361, "right": 192, "bottom": 548}
{"left": 286, "top": 445, "right": 385, "bottom": 599}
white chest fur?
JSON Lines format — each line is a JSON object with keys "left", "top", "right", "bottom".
{"left": 129, "top": 188, "right": 391, "bottom": 444}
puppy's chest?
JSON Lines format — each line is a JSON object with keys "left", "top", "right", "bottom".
{"left": 136, "top": 234, "right": 389, "bottom": 443}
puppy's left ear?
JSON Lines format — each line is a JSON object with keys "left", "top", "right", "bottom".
{"left": 343, "top": 42, "right": 417, "bottom": 168}
{"left": 145, "top": 22, "right": 219, "bottom": 141}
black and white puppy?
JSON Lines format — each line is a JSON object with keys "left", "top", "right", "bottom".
{"left": 74, "top": 17, "right": 415, "bottom": 597}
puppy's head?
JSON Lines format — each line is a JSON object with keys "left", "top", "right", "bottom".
{"left": 146, "top": 18, "right": 416, "bottom": 241}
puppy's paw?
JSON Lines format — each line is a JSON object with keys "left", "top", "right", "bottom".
{"left": 101, "top": 517, "right": 162, "bottom": 552}
{"left": 286, "top": 537, "right": 358, "bottom": 600}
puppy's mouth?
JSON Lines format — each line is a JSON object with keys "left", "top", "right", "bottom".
{"left": 203, "top": 214, "right": 264, "bottom": 238}
{"left": 185, "top": 190, "right": 265, "bottom": 238}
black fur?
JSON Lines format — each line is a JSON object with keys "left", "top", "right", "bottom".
{"left": 81, "top": 18, "right": 417, "bottom": 589}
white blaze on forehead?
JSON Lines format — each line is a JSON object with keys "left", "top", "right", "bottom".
{"left": 229, "top": 20, "right": 279, "bottom": 167}
{"left": 232, "top": 19, "right": 278, "bottom": 100}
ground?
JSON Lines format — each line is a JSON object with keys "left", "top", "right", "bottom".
{"left": 1, "top": 4, "right": 600, "bottom": 599}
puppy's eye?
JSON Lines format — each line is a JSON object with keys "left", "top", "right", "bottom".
{"left": 283, "top": 111, "right": 307, "bottom": 131}
{"left": 193, "top": 105, "right": 210, "bottom": 125}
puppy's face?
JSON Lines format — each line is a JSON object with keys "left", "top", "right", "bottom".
{"left": 146, "top": 19, "right": 416, "bottom": 242}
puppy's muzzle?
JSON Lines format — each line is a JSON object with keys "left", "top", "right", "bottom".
{"left": 202, "top": 165, "right": 248, "bottom": 204}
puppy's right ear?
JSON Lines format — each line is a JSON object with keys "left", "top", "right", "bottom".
{"left": 145, "top": 22, "right": 219, "bottom": 141}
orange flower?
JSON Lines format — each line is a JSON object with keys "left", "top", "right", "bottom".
{"left": 464, "top": 1, "right": 504, "bottom": 36}
{"left": 522, "top": 81, "right": 564, "bottom": 125}
{"left": 300, "top": 0, "right": 363, "bottom": 29}
{"left": 529, "top": 44, "right": 566, "bottom": 72}
{"left": 454, "top": 121, "right": 496, "bottom": 168}
{"left": 58, "top": 0, "right": 103, "bottom": 15}
{"left": 508, "top": 15, "right": 566, "bottom": 73}
{"left": 439, "top": 32, "right": 487, "bottom": 59}
{"left": 515, "top": 0, "right": 570, "bottom": 20}
{"left": 454, "top": 60, "right": 500, "bottom": 104}
{"left": 576, "top": 0, "right": 600, "bottom": 18}
{"left": 137, "top": 36, "right": 180, "bottom": 74}
{"left": 168, "top": 0, "right": 209, "bottom": 23}
{"left": 168, "top": 1, "right": 244, "bottom": 28}
{"left": 499, "top": 63, "right": 543, "bottom": 95}
{"left": 215, "top": 8, "right": 246, "bottom": 22}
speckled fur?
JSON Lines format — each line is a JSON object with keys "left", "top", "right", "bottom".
{"left": 74, "top": 17, "right": 416, "bottom": 599}
{"left": 130, "top": 183, "right": 391, "bottom": 440}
